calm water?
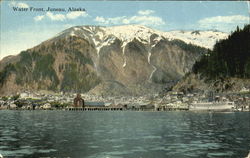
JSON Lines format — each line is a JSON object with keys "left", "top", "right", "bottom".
{"left": 0, "top": 111, "right": 250, "bottom": 158}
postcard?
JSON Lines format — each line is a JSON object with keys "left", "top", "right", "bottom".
{"left": 0, "top": 1, "right": 250, "bottom": 158}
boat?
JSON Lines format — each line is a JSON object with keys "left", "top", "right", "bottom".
{"left": 189, "top": 101, "right": 234, "bottom": 112}
{"left": 246, "top": 151, "right": 250, "bottom": 158}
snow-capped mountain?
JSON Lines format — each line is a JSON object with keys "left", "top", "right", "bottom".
{"left": 168, "top": 30, "right": 228, "bottom": 49}
{"left": 54, "top": 24, "right": 228, "bottom": 50}
{"left": 0, "top": 25, "right": 227, "bottom": 96}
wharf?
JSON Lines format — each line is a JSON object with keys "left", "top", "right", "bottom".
{"left": 66, "top": 107, "right": 125, "bottom": 111}
{"left": 156, "top": 107, "right": 189, "bottom": 111}
{"left": 66, "top": 107, "right": 189, "bottom": 111}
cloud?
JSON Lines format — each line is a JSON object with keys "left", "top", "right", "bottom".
{"left": 66, "top": 11, "right": 88, "bottom": 19}
{"left": 17, "top": 2, "right": 29, "bottom": 8}
{"left": 94, "top": 10, "right": 165, "bottom": 27}
{"left": 198, "top": 15, "right": 249, "bottom": 31}
{"left": 138, "top": 10, "right": 155, "bottom": 15}
{"left": 9, "top": 1, "right": 29, "bottom": 8}
{"left": 95, "top": 16, "right": 106, "bottom": 23}
{"left": 199, "top": 15, "right": 248, "bottom": 24}
{"left": 129, "top": 15, "right": 165, "bottom": 26}
{"left": 34, "top": 15, "right": 45, "bottom": 21}
{"left": 46, "top": 12, "right": 66, "bottom": 21}
{"left": 34, "top": 11, "right": 88, "bottom": 21}
{"left": 94, "top": 16, "right": 126, "bottom": 25}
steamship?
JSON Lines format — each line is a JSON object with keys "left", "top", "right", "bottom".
{"left": 189, "top": 101, "right": 234, "bottom": 112}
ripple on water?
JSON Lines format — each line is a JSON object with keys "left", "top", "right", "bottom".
{"left": 0, "top": 136, "right": 18, "bottom": 142}
{"left": 0, "top": 148, "right": 57, "bottom": 157}
{"left": 37, "top": 149, "right": 57, "bottom": 153}
{"left": 0, "top": 111, "right": 249, "bottom": 158}
{"left": 89, "top": 145, "right": 99, "bottom": 149}
{"left": 112, "top": 145, "right": 124, "bottom": 149}
{"left": 207, "top": 151, "right": 234, "bottom": 157}
{"left": 141, "top": 135, "right": 162, "bottom": 139}
{"left": 88, "top": 155, "right": 123, "bottom": 158}
{"left": 0, "top": 148, "right": 34, "bottom": 157}
{"left": 87, "top": 151, "right": 131, "bottom": 158}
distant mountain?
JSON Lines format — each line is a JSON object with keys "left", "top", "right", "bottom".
{"left": 174, "top": 25, "right": 250, "bottom": 93}
{"left": 168, "top": 30, "right": 228, "bottom": 49}
{"left": 0, "top": 25, "right": 227, "bottom": 96}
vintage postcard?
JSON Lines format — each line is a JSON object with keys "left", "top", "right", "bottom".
{"left": 0, "top": 0, "right": 250, "bottom": 158}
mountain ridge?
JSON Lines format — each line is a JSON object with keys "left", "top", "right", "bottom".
{"left": 174, "top": 24, "right": 250, "bottom": 93}
{"left": 51, "top": 24, "right": 228, "bottom": 50}
{"left": 0, "top": 25, "right": 227, "bottom": 96}
{"left": 0, "top": 24, "right": 228, "bottom": 62}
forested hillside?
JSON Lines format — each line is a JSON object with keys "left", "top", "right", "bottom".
{"left": 192, "top": 25, "right": 250, "bottom": 79}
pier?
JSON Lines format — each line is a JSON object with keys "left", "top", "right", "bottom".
{"left": 66, "top": 107, "right": 125, "bottom": 111}
{"left": 65, "top": 106, "right": 189, "bottom": 111}
{"left": 156, "top": 107, "right": 189, "bottom": 111}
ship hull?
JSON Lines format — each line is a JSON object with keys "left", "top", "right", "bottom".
{"left": 189, "top": 102, "right": 234, "bottom": 112}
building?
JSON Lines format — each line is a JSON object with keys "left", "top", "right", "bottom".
{"left": 73, "top": 94, "right": 85, "bottom": 108}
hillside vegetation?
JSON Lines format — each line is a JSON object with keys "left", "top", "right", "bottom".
{"left": 192, "top": 25, "right": 250, "bottom": 79}
{"left": 174, "top": 25, "right": 250, "bottom": 93}
{"left": 0, "top": 25, "right": 223, "bottom": 96}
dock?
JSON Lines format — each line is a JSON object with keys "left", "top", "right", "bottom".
{"left": 66, "top": 107, "right": 125, "bottom": 111}
{"left": 65, "top": 106, "right": 189, "bottom": 111}
{"left": 156, "top": 107, "right": 189, "bottom": 111}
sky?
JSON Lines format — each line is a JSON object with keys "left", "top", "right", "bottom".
{"left": 0, "top": 1, "right": 249, "bottom": 59}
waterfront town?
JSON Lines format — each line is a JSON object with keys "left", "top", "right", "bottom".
{"left": 0, "top": 87, "right": 250, "bottom": 112}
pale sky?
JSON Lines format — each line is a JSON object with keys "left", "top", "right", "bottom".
{"left": 0, "top": 1, "right": 249, "bottom": 59}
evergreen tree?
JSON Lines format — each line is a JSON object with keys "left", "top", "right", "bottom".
{"left": 192, "top": 24, "right": 250, "bottom": 79}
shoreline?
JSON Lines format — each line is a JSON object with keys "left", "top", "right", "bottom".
{"left": 1, "top": 107, "right": 249, "bottom": 112}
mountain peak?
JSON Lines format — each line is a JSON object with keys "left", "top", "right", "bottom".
{"left": 52, "top": 25, "right": 228, "bottom": 50}
{"left": 0, "top": 24, "right": 214, "bottom": 96}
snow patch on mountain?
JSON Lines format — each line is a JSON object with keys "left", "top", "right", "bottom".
{"left": 52, "top": 24, "right": 228, "bottom": 81}
{"left": 168, "top": 30, "right": 228, "bottom": 49}
{"left": 54, "top": 24, "right": 228, "bottom": 53}
{"left": 149, "top": 65, "right": 157, "bottom": 81}
{"left": 123, "top": 58, "right": 127, "bottom": 68}
{"left": 121, "top": 42, "right": 127, "bottom": 68}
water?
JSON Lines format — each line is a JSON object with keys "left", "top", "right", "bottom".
{"left": 0, "top": 111, "right": 249, "bottom": 158}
